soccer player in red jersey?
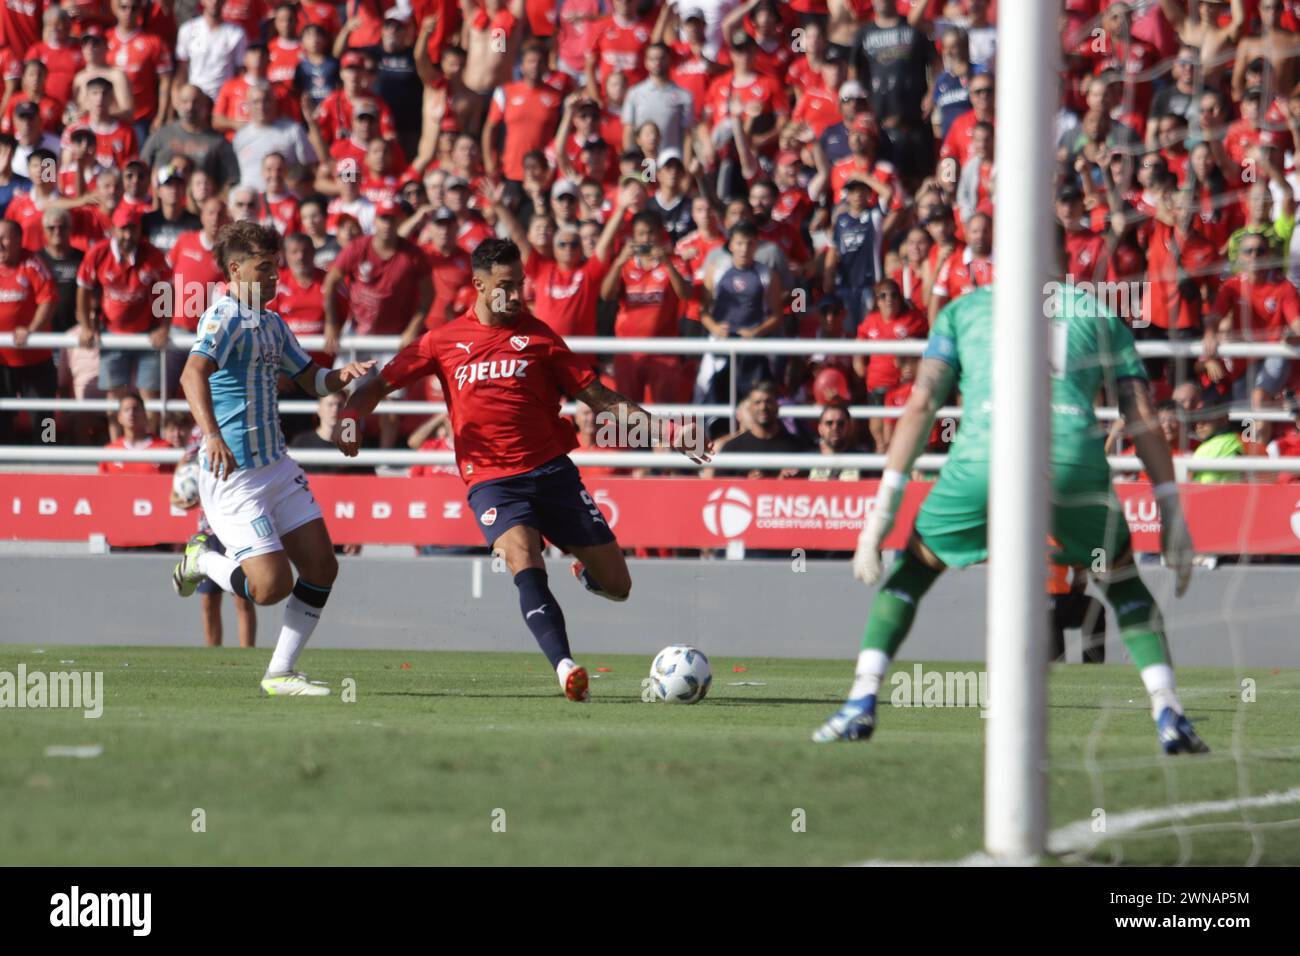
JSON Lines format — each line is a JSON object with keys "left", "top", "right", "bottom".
{"left": 335, "top": 238, "right": 710, "bottom": 702}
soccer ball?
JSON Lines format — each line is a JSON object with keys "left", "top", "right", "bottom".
{"left": 172, "top": 461, "right": 200, "bottom": 508}
{"left": 649, "top": 645, "right": 712, "bottom": 704}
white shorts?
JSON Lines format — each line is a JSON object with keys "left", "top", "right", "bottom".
{"left": 197, "top": 454, "right": 324, "bottom": 562}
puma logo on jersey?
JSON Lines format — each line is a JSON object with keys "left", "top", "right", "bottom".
{"left": 525, "top": 604, "right": 548, "bottom": 619}
{"left": 455, "top": 342, "right": 472, "bottom": 355}
{"left": 453, "top": 358, "right": 528, "bottom": 389}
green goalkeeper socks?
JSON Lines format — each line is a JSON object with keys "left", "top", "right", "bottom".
{"left": 1100, "top": 572, "right": 1171, "bottom": 670}
{"left": 861, "top": 550, "right": 943, "bottom": 658}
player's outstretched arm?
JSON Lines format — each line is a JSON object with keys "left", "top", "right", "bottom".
{"left": 334, "top": 374, "right": 398, "bottom": 457}
{"left": 574, "top": 380, "right": 713, "bottom": 464}
{"left": 291, "top": 358, "right": 378, "bottom": 401}
{"left": 852, "top": 357, "right": 953, "bottom": 586}
{"left": 179, "top": 353, "right": 237, "bottom": 482}
{"left": 1117, "top": 377, "right": 1193, "bottom": 596}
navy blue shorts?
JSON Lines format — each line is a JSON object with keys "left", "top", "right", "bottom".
{"left": 466, "top": 456, "right": 615, "bottom": 550}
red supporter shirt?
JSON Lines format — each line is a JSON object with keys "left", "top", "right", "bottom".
{"left": 1145, "top": 220, "right": 1218, "bottom": 331}
{"left": 792, "top": 85, "right": 840, "bottom": 137}
{"left": 0, "top": 252, "right": 56, "bottom": 366}
{"left": 857, "top": 307, "right": 929, "bottom": 391}
{"left": 27, "top": 41, "right": 85, "bottom": 106}
{"left": 487, "top": 81, "right": 563, "bottom": 182}
{"left": 167, "top": 230, "right": 224, "bottom": 330}
{"left": 830, "top": 157, "right": 905, "bottom": 208}
{"left": 260, "top": 193, "right": 302, "bottom": 236}
{"left": 525, "top": 250, "right": 607, "bottom": 339}
{"left": 933, "top": 249, "right": 995, "bottom": 302}
{"left": 76, "top": 238, "right": 170, "bottom": 334}
{"left": 60, "top": 119, "right": 138, "bottom": 169}
{"left": 267, "top": 37, "right": 302, "bottom": 86}
{"left": 330, "top": 235, "right": 431, "bottom": 335}
{"left": 0, "top": 0, "right": 43, "bottom": 56}
{"left": 274, "top": 266, "right": 341, "bottom": 367}
{"left": 379, "top": 310, "right": 599, "bottom": 487}
{"left": 107, "top": 26, "right": 174, "bottom": 124}
{"left": 315, "top": 89, "right": 397, "bottom": 144}
{"left": 675, "top": 230, "right": 724, "bottom": 321}
{"left": 703, "top": 71, "right": 786, "bottom": 134}
{"left": 456, "top": 215, "right": 494, "bottom": 254}
{"left": 615, "top": 257, "right": 681, "bottom": 338}
{"left": 669, "top": 43, "right": 712, "bottom": 120}
{"left": 1064, "top": 227, "right": 1109, "bottom": 284}
{"left": 588, "top": 13, "right": 654, "bottom": 86}
{"left": 4, "top": 192, "right": 52, "bottom": 252}
{"left": 892, "top": 264, "right": 929, "bottom": 315}
{"left": 0, "top": 94, "right": 63, "bottom": 134}
{"left": 423, "top": 245, "right": 473, "bottom": 329}
{"left": 939, "top": 110, "right": 986, "bottom": 166}
{"left": 1212, "top": 273, "right": 1300, "bottom": 341}
{"left": 758, "top": 218, "right": 810, "bottom": 265}
{"left": 98, "top": 435, "right": 174, "bottom": 474}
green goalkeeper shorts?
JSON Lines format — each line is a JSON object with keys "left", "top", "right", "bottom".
{"left": 911, "top": 459, "right": 1132, "bottom": 569}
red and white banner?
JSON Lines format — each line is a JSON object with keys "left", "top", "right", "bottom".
{"left": 4, "top": 473, "right": 1300, "bottom": 553}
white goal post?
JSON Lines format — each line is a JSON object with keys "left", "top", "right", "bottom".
{"left": 986, "top": 0, "right": 1059, "bottom": 863}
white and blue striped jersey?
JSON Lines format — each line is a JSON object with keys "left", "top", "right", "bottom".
{"left": 190, "top": 293, "right": 314, "bottom": 471}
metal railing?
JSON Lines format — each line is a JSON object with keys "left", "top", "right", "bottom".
{"left": 2, "top": 332, "right": 1298, "bottom": 476}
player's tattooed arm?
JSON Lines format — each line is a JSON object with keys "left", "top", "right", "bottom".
{"left": 574, "top": 380, "right": 712, "bottom": 464}
{"left": 883, "top": 357, "right": 954, "bottom": 476}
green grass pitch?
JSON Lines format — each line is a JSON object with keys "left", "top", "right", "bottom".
{"left": 2, "top": 645, "right": 1298, "bottom": 866}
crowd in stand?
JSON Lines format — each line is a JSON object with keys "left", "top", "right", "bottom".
{"left": 6, "top": 0, "right": 1300, "bottom": 482}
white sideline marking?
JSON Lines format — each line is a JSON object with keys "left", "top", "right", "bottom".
{"left": 851, "top": 786, "right": 1300, "bottom": 866}
{"left": 45, "top": 745, "right": 103, "bottom": 759}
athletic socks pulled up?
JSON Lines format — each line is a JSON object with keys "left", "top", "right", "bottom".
{"left": 514, "top": 568, "right": 572, "bottom": 670}
{"left": 198, "top": 548, "right": 248, "bottom": 598}
{"left": 266, "top": 579, "right": 332, "bottom": 678}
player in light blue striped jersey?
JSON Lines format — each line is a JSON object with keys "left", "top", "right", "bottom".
{"left": 171, "top": 221, "right": 375, "bottom": 697}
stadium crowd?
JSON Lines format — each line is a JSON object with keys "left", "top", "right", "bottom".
{"left": 5, "top": 0, "right": 1300, "bottom": 482}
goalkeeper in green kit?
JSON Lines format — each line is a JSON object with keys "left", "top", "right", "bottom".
{"left": 813, "top": 272, "right": 1208, "bottom": 755}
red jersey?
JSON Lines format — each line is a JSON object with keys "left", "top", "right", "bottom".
{"left": 933, "top": 249, "right": 995, "bottom": 302}
{"left": 830, "top": 157, "right": 905, "bottom": 208}
{"left": 167, "top": 230, "right": 224, "bottom": 330}
{"left": 0, "top": 252, "right": 56, "bottom": 366}
{"left": 27, "top": 40, "right": 85, "bottom": 106}
{"left": 274, "top": 266, "right": 340, "bottom": 367}
{"left": 3, "top": 192, "right": 52, "bottom": 251}
{"left": 456, "top": 215, "right": 494, "bottom": 255}
{"left": 106, "top": 26, "right": 174, "bottom": 123}
{"left": 703, "top": 71, "right": 786, "bottom": 133}
{"left": 330, "top": 235, "right": 431, "bottom": 335}
{"left": 487, "top": 81, "right": 563, "bottom": 182}
{"left": 0, "top": 0, "right": 43, "bottom": 56}
{"left": 98, "top": 436, "right": 174, "bottom": 474}
{"left": 1064, "top": 227, "right": 1108, "bottom": 284}
{"left": 1212, "top": 273, "right": 1300, "bottom": 341}
{"left": 60, "top": 119, "right": 138, "bottom": 169}
{"left": 223, "top": 0, "right": 268, "bottom": 39}
{"left": 267, "top": 37, "right": 302, "bottom": 86}
{"left": 1145, "top": 220, "right": 1218, "bottom": 331}
{"left": 669, "top": 43, "right": 712, "bottom": 121}
{"left": 758, "top": 217, "right": 810, "bottom": 265}
{"left": 675, "top": 231, "right": 725, "bottom": 321}
{"left": 314, "top": 89, "right": 397, "bottom": 144}
{"left": 791, "top": 84, "right": 840, "bottom": 137}
{"left": 75, "top": 238, "right": 170, "bottom": 333}
{"left": 892, "top": 264, "right": 928, "bottom": 315}
{"left": 215, "top": 75, "right": 296, "bottom": 137}
{"left": 857, "top": 307, "right": 928, "bottom": 391}
{"left": 379, "top": 310, "right": 599, "bottom": 487}
{"left": 939, "top": 110, "right": 988, "bottom": 167}
{"left": 525, "top": 250, "right": 607, "bottom": 339}
{"left": 260, "top": 193, "right": 301, "bottom": 236}
{"left": 423, "top": 245, "right": 473, "bottom": 330}
{"left": 588, "top": 13, "right": 655, "bottom": 86}
{"left": 615, "top": 258, "right": 681, "bottom": 338}
{"left": 0, "top": 94, "right": 62, "bottom": 135}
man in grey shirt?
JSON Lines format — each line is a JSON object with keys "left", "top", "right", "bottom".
{"left": 233, "top": 85, "right": 318, "bottom": 191}
{"left": 141, "top": 84, "right": 240, "bottom": 189}
{"left": 622, "top": 43, "right": 695, "bottom": 160}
